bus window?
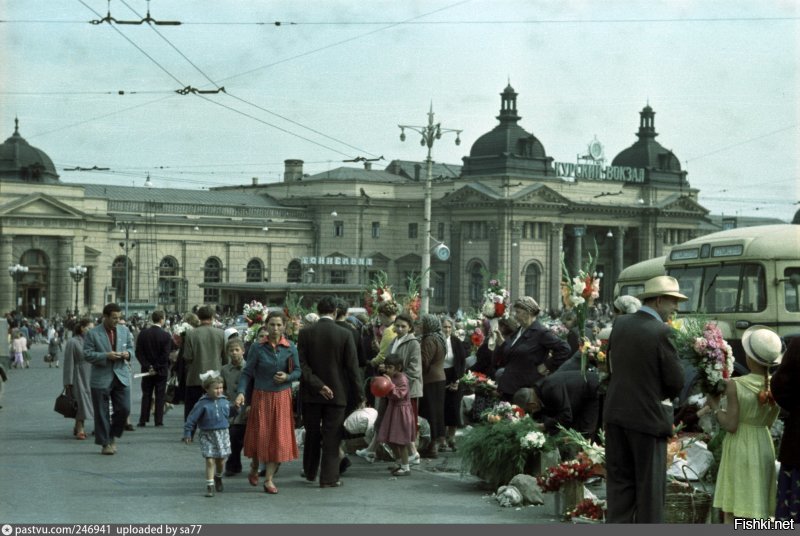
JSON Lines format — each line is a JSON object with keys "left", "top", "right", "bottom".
{"left": 619, "top": 284, "right": 644, "bottom": 298}
{"left": 739, "top": 264, "right": 766, "bottom": 313}
{"left": 785, "top": 268, "right": 800, "bottom": 313}
{"left": 701, "top": 264, "right": 741, "bottom": 313}
{"left": 669, "top": 266, "right": 702, "bottom": 313}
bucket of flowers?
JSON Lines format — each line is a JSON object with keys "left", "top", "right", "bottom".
{"left": 556, "top": 424, "right": 606, "bottom": 478}
{"left": 537, "top": 459, "right": 595, "bottom": 515}
{"left": 460, "top": 370, "right": 499, "bottom": 420}
{"left": 670, "top": 317, "right": 734, "bottom": 396}
{"left": 567, "top": 498, "right": 607, "bottom": 523}
{"left": 459, "top": 411, "right": 555, "bottom": 489}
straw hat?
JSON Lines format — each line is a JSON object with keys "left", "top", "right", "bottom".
{"left": 741, "top": 325, "right": 783, "bottom": 366}
{"left": 636, "top": 276, "right": 688, "bottom": 301}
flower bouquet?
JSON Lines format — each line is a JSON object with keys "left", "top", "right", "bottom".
{"left": 580, "top": 338, "right": 607, "bottom": 376}
{"left": 459, "top": 414, "right": 554, "bottom": 488}
{"left": 402, "top": 272, "right": 422, "bottom": 321}
{"left": 547, "top": 320, "right": 570, "bottom": 341}
{"left": 460, "top": 370, "right": 497, "bottom": 396}
{"left": 480, "top": 276, "right": 510, "bottom": 351}
{"left": 536, "top": 459, "right": 595, "bottom": 492}
{"left": 670, "top": 317, "right": 734, "bottom": 396}
{"left": 242, "top": 300, "right": 268, "bottom": 342}
{"left": 557, "top": 424, "right": 606, "bottom": 477}
{"left": 560, "top": 246, "right": 601, "bottom": 375}
{"left": 364, "top": 270, "right": 393, "bottom": 317}
{"left": 171, "top": 321, "right": 195, "bottom": 346}
{"left": 567, "top": 498, "right": 606, "bottom": 523}
{"left": 469, "top": 326, "right": 486, "bottom": 354}
{"left": 481, "top": 400, "right": 526, "bottom": 423}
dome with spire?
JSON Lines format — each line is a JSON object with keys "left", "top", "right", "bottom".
{"left": 611, "top": 105, "right": 687, "bottom": 187}
{"left": 461, "top": 84, "right": 551, "bottom": 177}
{"left": 0, "top": 118, "right": 60, "bottom": 184}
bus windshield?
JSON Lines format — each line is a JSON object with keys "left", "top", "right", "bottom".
{"left": 668, "top": 263, "right": 766, "bottom": 314}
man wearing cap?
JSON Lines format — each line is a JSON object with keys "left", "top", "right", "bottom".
{"left": 496, "top": 296, "right": 571, "bottom": 401}
{"left": 603, "top": 276, "right": 686, "bottom": 523}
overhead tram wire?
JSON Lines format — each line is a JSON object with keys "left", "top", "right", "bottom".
{"left": 116, "top": 0, "right": 379, "bottom": 158}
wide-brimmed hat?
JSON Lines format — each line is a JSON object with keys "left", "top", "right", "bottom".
{"left": 637, "top": 276, "right": 688, "bottom": 301}
{"left": 742, "top": 325, "right": 783, "bottom": 366}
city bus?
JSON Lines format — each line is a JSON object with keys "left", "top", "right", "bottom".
{"left": 614, "top": 223, "right": 800, "bottom": 397}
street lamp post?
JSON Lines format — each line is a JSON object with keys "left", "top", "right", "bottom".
{"left": 8, "top": 263, "right": 29, "bottom": 321}
{"left": 117, "top": 222, "right": 137, "bottom": 319}
{"left": 68, "top": 265, "right": 87, "bottom": 316}
{"left": 399, "top": 104, "right": 461, "bottom": 315}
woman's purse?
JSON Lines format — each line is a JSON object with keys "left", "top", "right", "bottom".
{"left": 54, "top": 387, "right": 78, "bottom": 418}
{"left": 164, "top": 373, "right": 179, "bottom": 404}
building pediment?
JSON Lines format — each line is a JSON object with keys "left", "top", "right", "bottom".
{"left": 0, "top": 192, "right": 87, "bottom": 219}
{"left": 657, "top": 194, "right": 709, "bottom": 216}
{"left": 512, "top": 183, "right": 572, "bottom": 206}
{"left": 440, "top": 183, "right": 501, "bottom": 206}
{"left": 395, "top": 253, "right": 422, "bottom": 265}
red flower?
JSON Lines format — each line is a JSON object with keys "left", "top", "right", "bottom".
{"left": 581, "top": 276, "right": 593, "bottom": 299}
{"left": 494, "top": 303, "right": 506, "bottom": 317}
{"left": 512, "top": 406, "right": 526, "bottom": 418}
{"left": 377, "top": 288, "right": 384, "bottom": 296}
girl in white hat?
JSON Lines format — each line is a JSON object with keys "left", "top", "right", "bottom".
{"left": 707, "top": 325, "right": 783, "bottom": 523}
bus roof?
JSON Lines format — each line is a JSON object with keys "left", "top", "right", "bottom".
{"left": 666, "top": 224, "right": 800, "bottom": 263}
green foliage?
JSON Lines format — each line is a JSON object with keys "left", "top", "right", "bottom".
{"left": 705, "top": 428, "right": 727, "bottom": 483}
{"left": 458, "top": 416, "right": 552, "bottom": 489}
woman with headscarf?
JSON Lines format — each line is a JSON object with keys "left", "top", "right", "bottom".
{"left": 496, "top": 296, "right": 571, "bottom": 402}
{"left": 440, "top": 316, "right": 467, "bottom": 450}
{"left": 62, "top": 318, "right": 94, "bottom": 439}
{"left": 417, "top": 314, "right": 447, "bottom": 458}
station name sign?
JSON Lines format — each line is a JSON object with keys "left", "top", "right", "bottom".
{"left": 302, "top": 256, "right": 373, "bottom": 266}
{"left": 553, "top": 161, "right": 645, "bottom": 183}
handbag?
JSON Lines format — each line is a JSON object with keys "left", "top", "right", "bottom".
{"left": 54, "top": 388, "right": 78, "bottom": 419}
{"left": 164, "top": 373, "right": 179, "bottom": 404}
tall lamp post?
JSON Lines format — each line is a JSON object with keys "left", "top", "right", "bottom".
{"left": 399, "top": 104, "right": 461, "bottom": 315}
{"left": 68, "top": 265, "right": 87, "bottom": 316}
{"left": 117, "top": 222, "right": 137, "bottom": 319}
{"left": 8, "top": 264, "right": 29, "bottom": 321}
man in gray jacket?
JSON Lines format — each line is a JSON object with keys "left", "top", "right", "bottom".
{"left": 182, "top": 306, "right": 227, "bottom": 422}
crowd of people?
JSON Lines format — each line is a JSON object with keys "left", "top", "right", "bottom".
{"left": 2, "top": 281, "right": 797, "bottom": 523}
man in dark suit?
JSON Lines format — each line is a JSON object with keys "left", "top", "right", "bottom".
{"left": 496, "top": 296, "right": 571, "bottom": 400}
{"left": 135, "top": 310, "right": 174, "bottom": 427}
{"left": 298, "top": 296, "right": 363, "bottom": 488}
{"left": 603, "top": 276, "right": 686, "bottom": 523}
{"left": 84, "top": 303, "right": 135, "bottom": 455}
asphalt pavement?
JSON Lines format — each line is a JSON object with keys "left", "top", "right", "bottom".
{"left": 0, "top": 343, "right": 568, "bottom": 525}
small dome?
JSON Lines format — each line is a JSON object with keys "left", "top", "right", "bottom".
{"left": 611, "top": 105, "right": 682, "bottom": 172}
{"left": 0, "top": 119, "right": 60, "bottom": 183}
{"left": 468, "top": 84, "right": 546, "bottom": 159}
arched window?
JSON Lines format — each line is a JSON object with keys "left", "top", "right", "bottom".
{"left": 204, "top": 257, "right": 222, "bottom": 304}
{"left": 287, "top": 260, "right": 302, "bottom": 283}
{"left": 246, "top": 259, "right": 264, "bottom": 283}
{"left": 524, "top": 262, "right": 542, "bottom": 299}
{"left": 468, "top": 261, "right": 485, "bottom": 307}
{"left": 158, "top": 256, "right": 179, "bottom": 306}
{"left": 111, "top": 256, "right": 132, "bottom": 302}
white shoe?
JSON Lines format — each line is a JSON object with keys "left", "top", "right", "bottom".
{"left": 409, "top": 453, "right": 421, "bottom": 465}
{"left": 355, "top": 448, "right": 375, "bottom": 463}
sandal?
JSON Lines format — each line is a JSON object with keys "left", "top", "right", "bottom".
{"left": 391, "top": 468, "right": 410, "bottom": 477}
{"left": 248, "top": 470, "right": 258, "bottom": 487}
{"left": 264, "top": 483, "right": 278, "bottom": 494}
{"left": 76, "top": 431, "right": 87, "bottom": 440}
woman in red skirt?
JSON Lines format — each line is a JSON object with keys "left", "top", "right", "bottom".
{"left": 235, "top": 311, "right": 300, "bottom": 494}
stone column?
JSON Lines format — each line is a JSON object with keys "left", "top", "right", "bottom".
{"left": 449, "top": 222, "right": 462, "bottom": 314}
{"left": 509, "top": 223, "right": 521, "bottom": 302}
{"left": 572, "top": 226, "right": 585, "bottom": 274}
{"left": 1, "top": 236, "right": 14, "bottom": 314}
{"left": 549, "top": 223, "right": 564, "bottom": 313}
{"left": 488, "top": 223, "right": 499, "bottom": 275}
{"left": 654, "top": 229, "right": 665, "bottom": 258}
{"left": 614, "top": 226, "right": 626, "bottom": 286}
{"left": 57, "top": 237, "right": 74, "bottom": 317}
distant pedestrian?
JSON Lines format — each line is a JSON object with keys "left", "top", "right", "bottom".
{"left": 11, "top": 331, "right": 27, "bottom": 369}
{"left": 135, "top": 311, "right": 174, "bottom": 427}
{"left": 376, "top": 353, "right": 416, "bottom": 477}
{"left": 62, "top": 318, "right": 94, "bottom": 440}
{"left": 47, "top": 334, "right": 62, "bottom": 368}
{"left": 220, "top": 337, "right": 247, "bottom": 477}
{"left": 183, "top": 371, "right": 232, "bottom": 498}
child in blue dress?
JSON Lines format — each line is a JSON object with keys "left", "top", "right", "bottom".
{"left": 183, "top": 371, "right": 232, "bottom": 497}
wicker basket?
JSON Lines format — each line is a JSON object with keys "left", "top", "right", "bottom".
{"left": 664, "top": 467, "right": 712, "bottom": 524}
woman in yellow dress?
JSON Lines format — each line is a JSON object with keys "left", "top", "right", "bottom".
{"left": 708, "top": 325, "right": 783, "bottom": 523}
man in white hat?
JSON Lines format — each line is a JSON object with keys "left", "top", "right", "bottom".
{"left": 603, "top": 275, "right": 687, "bottom": 523}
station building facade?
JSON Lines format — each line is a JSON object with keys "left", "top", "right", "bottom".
{"left": 0, "top": 85, "right": 717, "bottom": 318}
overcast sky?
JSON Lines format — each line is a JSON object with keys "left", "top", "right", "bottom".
{"left": 1, "top": 0, "right": 798, "bottom": 221}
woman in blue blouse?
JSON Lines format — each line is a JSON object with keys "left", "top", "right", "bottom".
{"left": 235, "top": 311, "right": 300, "bottom": 494}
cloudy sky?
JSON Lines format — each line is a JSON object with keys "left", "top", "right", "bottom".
{"left": 1, "top": 0, "right": 798, "bottom": 221}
